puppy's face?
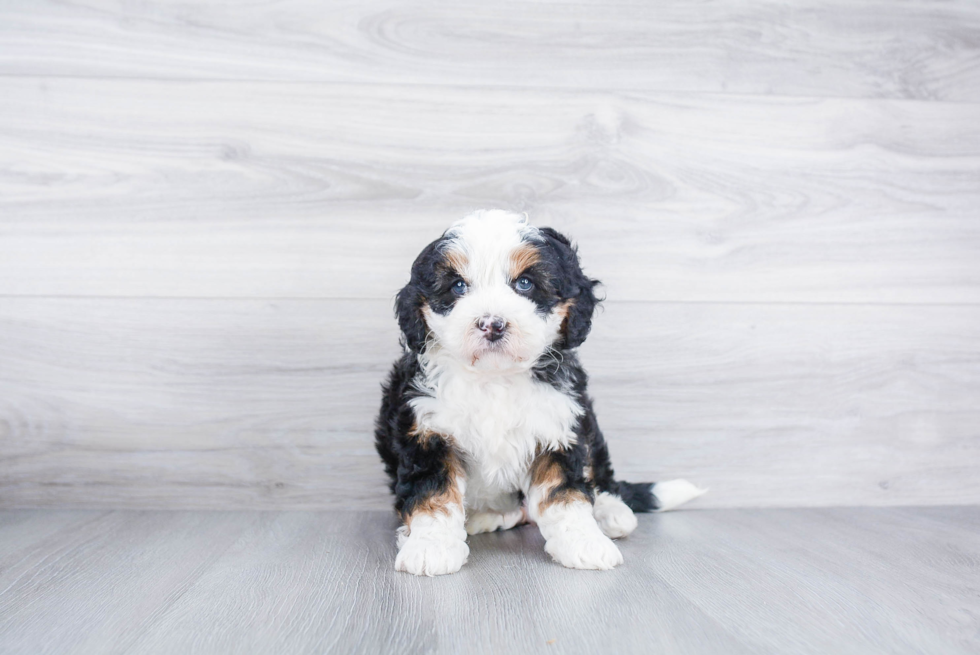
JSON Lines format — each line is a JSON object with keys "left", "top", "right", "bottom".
{"left": 397, "top": 210, "right": 599, "bottom": 371}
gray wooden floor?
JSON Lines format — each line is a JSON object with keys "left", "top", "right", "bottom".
{"left": 0, "top": 507, "right": 978, "bottom": 655}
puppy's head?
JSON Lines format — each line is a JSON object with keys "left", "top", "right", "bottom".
{"left": 396, "top": 210, "right": 599, "bottom": 371}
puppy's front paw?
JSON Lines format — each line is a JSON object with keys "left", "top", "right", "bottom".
{"left": 395, "top": 534, "right": 469, "bottom": 576}
{"left": 544, "top": 531, "right": 623, "bottom": 570}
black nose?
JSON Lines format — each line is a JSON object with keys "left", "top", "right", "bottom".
{"left": 477, "top": 315, "right": 508, "bottom": 342}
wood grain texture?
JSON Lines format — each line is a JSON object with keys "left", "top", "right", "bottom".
{"left": 0, "top": 507, "right": 977, "bottom": 654}
{"left": 1, "top": 0, "right": 979, "bottom": 101}
{"left": 2, "top": 80, "right": 979, "bottom": 303}
{"left": 1, "top": 1, "right": 978, "bottom": 513}
{"left": 0, "top": 511, "right": 260, "bottom": 654}
{"left": 2, "top": 298, "right": 978, "bottom": 509}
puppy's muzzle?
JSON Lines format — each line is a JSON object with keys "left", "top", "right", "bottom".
{"left": 476, "top": 315, "right": 508, "bottom": 343}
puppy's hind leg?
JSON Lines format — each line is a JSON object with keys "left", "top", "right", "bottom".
{"left": 527, "top": 451, "right": 622, "bottom": 571}
{"left": 592, "top": 491, "right": 638, "bottom": 539}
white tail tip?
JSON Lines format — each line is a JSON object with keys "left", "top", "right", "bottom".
{"left": 653, "top": 479, "right": 709, "bottom": 512}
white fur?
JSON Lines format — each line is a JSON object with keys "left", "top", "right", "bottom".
{"left": 395, "top": 500, "right": 469, "bottom": 576}
{"left": 425, "top": 210, "right": 562, "bottom": 373}
{"left": 410, "top": 211, "right": 583, "bottom": 515}
{"left": 529, "top": 485, "right": 623, "bottom": 570}
{"left": 396, "top": 211, "right": 703, "bottom": 574}
{"left": 395, "top": 475, "right": 468, "bottom": 576}
{"left": 411, "top": 349, "right": 582, "bottom": 514}
{"left": 593, "top": 491, "right": 638, "bottom": 539}
{"left": 653, "top": 479, "right": 709, "bottom": 512}
{"left": 465, "top": 507, "right": 526, "bottom": 535}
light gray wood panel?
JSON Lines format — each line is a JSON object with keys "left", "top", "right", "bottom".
{"left": 0, "top": 508, "right": 977, "bottom": 654}
{"left": 0, "top": 298, "right": 402, "bottom": 509}
{"left": 589, "top": 301, "right": 980, "bottom": 508}
{"left": 642, "top": 507, "right": 980, "bottom": 654}
{"left": 0, "top": 510, "right": 258, "bottom": 655}
{"left": 121, "top": 511, "right": 754, "bottom": 655}
{"left": 0, "top": 510, "right": 110, "bottom": 560}
{"left": 2, "top": 298, "right": 978, "bottom": 509}
{"left": 2, "top": 80, "right": 979, "bottom": 303}
{"left": 2, "top": 0, "right": 980, "bottom": 101}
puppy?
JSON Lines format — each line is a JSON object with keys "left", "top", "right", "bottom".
{"left": 375, "top": 210, "right": 705, "bottom": 576}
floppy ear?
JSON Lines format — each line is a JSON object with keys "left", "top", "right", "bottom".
{"left": 395, "top": 280, "right": 427, "bottom": 352}
{"left": 539, "top": 227, "right": 601, "bottom": 349}
{"left": 394, "top": 239, "right": 443, "bottom": 352}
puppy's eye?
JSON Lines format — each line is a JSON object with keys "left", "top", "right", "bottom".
{"left": 515, "top": 276, "right": 533, "bottom": 292}
{"left": 451, "top": 279, "right": 468, "bottom": 295}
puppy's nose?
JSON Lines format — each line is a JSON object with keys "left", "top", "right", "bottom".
{"left": 477, "top": 315, "right": 508, "bottom": 342}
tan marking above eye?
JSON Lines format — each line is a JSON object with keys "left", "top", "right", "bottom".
{"left": 509, "top": 243, "right": 541, "bottom": 281}
{"left": 444, "top": 249, "right": 469, "bottom": 276}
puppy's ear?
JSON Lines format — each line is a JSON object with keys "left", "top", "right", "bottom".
{"left": 394, "top": 239, "right": 442, "bottom": 352}
{"left": 395, "top": 280, "right": 427, "bottom": 352}
{"left": 539, "top": 227, "right": 601, "bottom": 349}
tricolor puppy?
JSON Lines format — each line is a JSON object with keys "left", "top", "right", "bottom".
{"left": 376, "top": 210, "right": 705, "bottom": 576}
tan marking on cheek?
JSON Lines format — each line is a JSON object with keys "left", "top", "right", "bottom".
{"left": 509, "top": 243, "right": 541, "bottom": 281}
{"left": 555, "top": 299, "right": 574, "bottom": 320}
{"left": 555, "top": 299, "right": 575, "bottom": 339}
{"left": 444, "top": 249, "right": 469, "bottom": 276}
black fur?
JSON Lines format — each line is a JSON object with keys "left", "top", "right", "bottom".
{"left": 376, "top": 223, "right": 658, "bottom": 523}
{"left": 534, "top": 227, "right": 602, "bottom": 349}
{"left": 531, "top": 350, "right": 658, "bottom": 512}
{"left": 394, "top": 237, "right": 458, "bottom": 352}
{"left": 375, "top": 351, "right": 462, "bottom": 518}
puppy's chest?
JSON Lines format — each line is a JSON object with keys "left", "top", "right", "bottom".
{"left": 411, "top": 370, "right": 582, "bottom": 494}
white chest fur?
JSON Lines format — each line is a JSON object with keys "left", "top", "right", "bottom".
{"left": 409, "top": 352, "right": 583, "bottom": 511}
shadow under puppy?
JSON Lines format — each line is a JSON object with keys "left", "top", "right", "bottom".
{"left": 376, "top": 210, "right": 706, "bottom": 575}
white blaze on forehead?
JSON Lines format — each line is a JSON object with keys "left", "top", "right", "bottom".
{"left": 444, "top": 210, "right": 539, "bottom": 285}
{"left": 423, "top": 209, "right": 560, "bottom": 373}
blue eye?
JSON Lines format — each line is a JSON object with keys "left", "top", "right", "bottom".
{"left": 515, "top": 276, "right": 533, "bottom": 292}
{"left": 451, "top": 279, "right": 468, "bottom": 295}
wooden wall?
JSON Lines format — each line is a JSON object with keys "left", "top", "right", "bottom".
{"left": 1, "top": 0, "right": 979, "bottom": 509}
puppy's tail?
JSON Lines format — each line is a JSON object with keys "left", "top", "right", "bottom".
{"left": 614, "top": 479, "right": 708, "bottom": 513}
